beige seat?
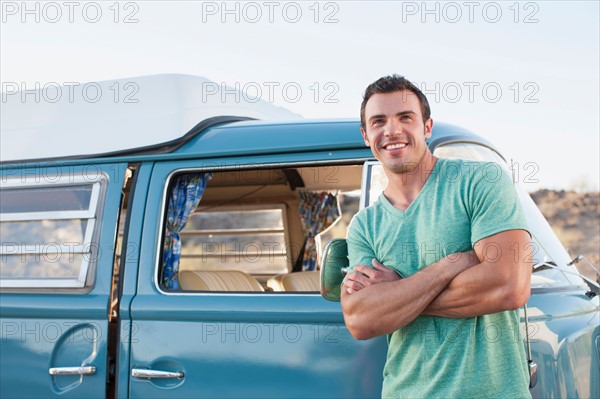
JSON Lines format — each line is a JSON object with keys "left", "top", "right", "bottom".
{"left": 179, "top": 270, "right": 264, "bottom": 292}
{"left": 267, "top": 271, "right": 320, "bottom": 292}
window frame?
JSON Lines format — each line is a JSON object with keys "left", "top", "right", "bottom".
{"left": 154, "top": 160, "right": 369, "bottom": 296}
{"left": 0, "top": 174, "right": 105, "bottom": 289}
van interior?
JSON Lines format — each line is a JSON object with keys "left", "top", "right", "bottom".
{"left": 171, "top": 164, "right": 362, "bottom": 293}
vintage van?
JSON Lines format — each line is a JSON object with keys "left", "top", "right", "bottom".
{"left": 1, "top": 75, "right": 598, "bottom": 398}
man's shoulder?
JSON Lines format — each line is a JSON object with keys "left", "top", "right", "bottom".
{"left": 437, "top": 158, "right": 497, "bottom": 176}
{"left": 348, "top": 197, "right": 385, "bottom": 232}
{"left": 436, "top": 158, "right": 507, "bottom": 187}
{"left": 350, "top": 201, "right": 376, "bottom": 222}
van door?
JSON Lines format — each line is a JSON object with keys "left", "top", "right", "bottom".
{"left": 0, "top": 163, "right": 127, "bottom": 398}
{"left": 127, "top": 158, "right": 387, "bottom": 398}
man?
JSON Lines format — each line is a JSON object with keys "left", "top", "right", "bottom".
{"left": 341, "top": 75, "right": 532, "bottom": 398}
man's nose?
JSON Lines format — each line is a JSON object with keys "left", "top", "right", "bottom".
{"left": 384, "top": 119, "right": 401, "bottom": 136}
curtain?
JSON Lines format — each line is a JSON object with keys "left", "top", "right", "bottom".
{"left": 298, "top": 191, "right": 340, "bottom": 271}
{"left": 162, "top": 173, "right": 212, "bottom": 290}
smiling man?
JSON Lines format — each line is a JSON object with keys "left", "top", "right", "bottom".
{"left": 341, "top": 75, "right": 533, "bottom": 398}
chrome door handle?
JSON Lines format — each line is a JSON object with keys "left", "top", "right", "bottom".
{"left": 131, "top": 368, "right": 184, "bottom": 379}
{"left": 49, "top": 366, "right": 96, "bottom": 376}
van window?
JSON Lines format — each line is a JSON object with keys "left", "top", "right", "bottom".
{"left": 0, "top": 175, "right": 104, "bottom": 288}
{"left": 159, "top": 165, "right": 363, "bottom": 293}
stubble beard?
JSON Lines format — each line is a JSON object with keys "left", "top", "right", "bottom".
{"left": 383, "top": 145, "right": 426, "bottom": 176}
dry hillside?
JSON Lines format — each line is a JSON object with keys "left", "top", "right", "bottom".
{"left": 530, "top": 190, "right": 599, "bottom": 281}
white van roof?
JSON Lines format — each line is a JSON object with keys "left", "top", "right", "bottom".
{"left": 0, "top": 74, "right": 301, "bottom": 163}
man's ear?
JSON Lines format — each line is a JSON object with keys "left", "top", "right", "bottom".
{"left": 360, "top": 128, "right": 370, "bottom": 147}
{"left": 424, "top": 118, "right": 434, "bottom": 139}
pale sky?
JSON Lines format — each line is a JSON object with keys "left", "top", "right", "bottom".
{"left": 1, "top": 0, "right": 598, "bottom": 192}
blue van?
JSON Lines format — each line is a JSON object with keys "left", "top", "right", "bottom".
{"left": 1, "top": 75, "right": 598, "bottom": 398}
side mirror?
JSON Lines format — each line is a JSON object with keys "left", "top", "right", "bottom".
{"left": 320, "top": 238, "right": 349, "bottom": 302}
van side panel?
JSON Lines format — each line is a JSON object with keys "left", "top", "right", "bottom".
{"left": 127, "top": 158, "right": 387, "bottom": 398}
{"left": 527, "top": 292, "right": 600, "bottom": 398}
{"left": 0, "top": 163, "right": 126, "bottom": 398}
{"left": 128, "top": 297, "right": 387, "bottom": 398}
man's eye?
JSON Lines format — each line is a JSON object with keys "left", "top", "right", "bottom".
{"left": 400, "top": 115, "right": 412, "bottom": 121}
{"left": 372, "top": 119, "right": 384, "bottom": 126}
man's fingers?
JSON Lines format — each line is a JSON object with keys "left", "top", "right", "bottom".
{"left": 372, "top": 259, "right": 394, "bottom": 271}
{"left": 372, "top": 259, "right": 386, "bottom": 270}
{"left": 354, "top": 265, "right": 375, "bottom": 278}
{"left": 343, "top": 276, "right": 365, "bottom": 291}
{"left": 345, "top": 260, "right": 401, "bottom": 292}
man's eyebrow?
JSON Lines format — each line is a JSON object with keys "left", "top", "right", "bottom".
{"left": 368, "top": 110, "right": 417, "bottom": 121}
{"left": 368, "top": 114, "right": 387, "bottom": 121}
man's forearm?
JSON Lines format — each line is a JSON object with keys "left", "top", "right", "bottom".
{"left": 423, "top": 260, "right": 530, "bottom": 318}
{"left": 341, "top": 257, "right": 473, "bottom": 340}
{"left": 424, "top": 231, "right": 532, "bottom": 318}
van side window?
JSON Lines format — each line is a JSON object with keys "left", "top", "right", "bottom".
{"left": 159, "top": 165, "right": 362, "bottom": 293}
{"left": 0, "top": 175, "right": 105, "bottom": 288}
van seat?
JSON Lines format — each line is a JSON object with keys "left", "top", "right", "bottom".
{"left": 179, "top": 270, "right": 265, "bottom": 292}
{"left": 267, "top": 271, "right": 320, "bottom": 292}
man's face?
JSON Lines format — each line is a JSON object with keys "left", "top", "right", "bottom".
{"left": 361, "top": 90, "right": 433, "bottom": 174}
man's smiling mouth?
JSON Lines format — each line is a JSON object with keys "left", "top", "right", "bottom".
{"left": 384, "top": 143, "right": 408, "bottom": 150}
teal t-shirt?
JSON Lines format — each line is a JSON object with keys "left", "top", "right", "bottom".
{"left": 346, "top": 158, "right": 532, "bottom": 399}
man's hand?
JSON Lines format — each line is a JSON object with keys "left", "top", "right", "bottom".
{"left": 343, "top": 259, "right": 401, "bottom": 294}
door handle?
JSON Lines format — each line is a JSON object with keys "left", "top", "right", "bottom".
{"left": 131, "top": 368, "right": 184, "bottom": 379}
{"left": 49, "top": 366, "right": 96, "bottom": 376}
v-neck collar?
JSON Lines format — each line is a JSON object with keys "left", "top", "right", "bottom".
{"left": 378, "top": 158, "right": 443, "bottom": 217}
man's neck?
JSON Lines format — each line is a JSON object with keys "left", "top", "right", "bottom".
{"left": 383, "top": 153, "right": 438, "bottom": 211}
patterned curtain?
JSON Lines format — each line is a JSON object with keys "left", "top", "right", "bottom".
{"left": 298, "top": 191, "right": 340, "bottom": 271}
{"left": 162, "top": 173, "right": 212, "bottom": 290}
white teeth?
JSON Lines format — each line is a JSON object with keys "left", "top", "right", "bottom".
{"left": 386, "top": 143, "right": 407, "bottom": 150}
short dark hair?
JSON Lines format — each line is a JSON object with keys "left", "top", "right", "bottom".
{"left": 360, "top": 74, "right": 431, "bottom": 130}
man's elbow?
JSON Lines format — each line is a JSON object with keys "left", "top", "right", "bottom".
{"left": 344, "top": 314, "right": 377, "bottom": 340}
{"left": 499, "top": 273, "right": 531, "bottom": 310}
{"left": 501, "top": 286, "right": 530, "bottom": 310}
{"left": 341, "top": 294, "right": 378, "bottom": 340}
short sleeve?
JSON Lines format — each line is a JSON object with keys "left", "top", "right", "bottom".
{"left": 469, "top": 162, "right": 530, "bottom": 245}
{"left": 345, "top": 213, "right": 377, "bottom": 278}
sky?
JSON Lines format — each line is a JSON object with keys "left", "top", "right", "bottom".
{"left": 1, "top": 0, "right": 599, "bottom": 192}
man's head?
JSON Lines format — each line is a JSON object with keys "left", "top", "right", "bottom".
{"left": 360, "top": 75, "right": 431, "bottom": 131}
{"left": 360, "top": 75, "right": 434, "bottom": 175}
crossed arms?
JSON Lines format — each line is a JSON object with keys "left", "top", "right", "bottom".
{"left": 340, "top": 229, "right": 532, "bottom": 340}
